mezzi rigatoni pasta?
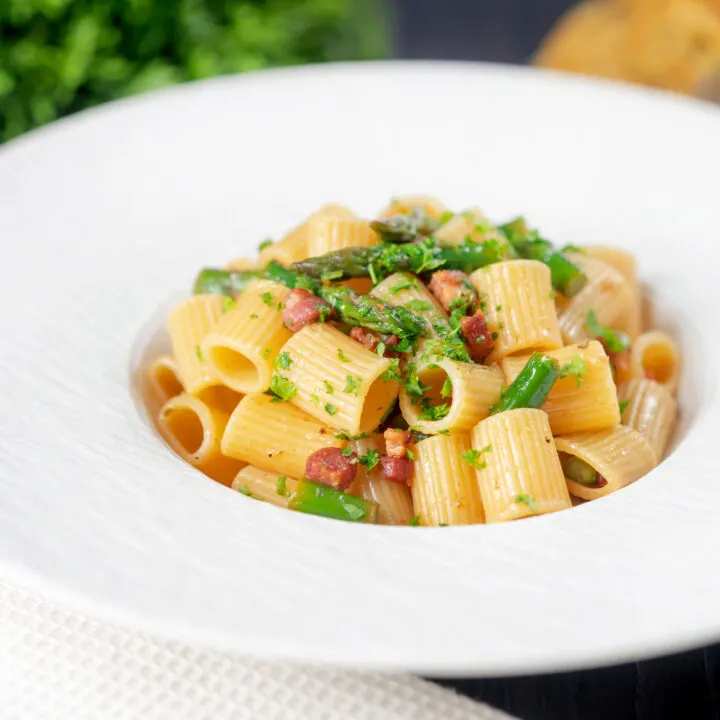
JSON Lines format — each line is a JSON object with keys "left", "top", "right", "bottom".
{"left": 148, "top": 196, "right": 680, "bottom": 525}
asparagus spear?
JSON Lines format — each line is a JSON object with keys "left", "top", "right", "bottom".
{"left": 289, "top": 480, "right": 378, "bottom": 522}
{"left": 193, "top": 267, "right": 429, "bottom": 340}
{"left": 491, "top": 354, "right": 559, "bottom": 414}
{"left": 499, "top": 217, "right": 587, "bottom": 298}
{"left": 559, "top": 453, "right": 599, "bottom": 486}
{"left": 370, "top": 208, "right": 440, "bottom": 243}
{"left": 290, "top": 237, "right": 508, "bottom": 281}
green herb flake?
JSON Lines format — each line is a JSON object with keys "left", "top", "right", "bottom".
{"left": 262, "top": 347, "right": 271, "bottom": 359}
{"left": 276, "top": 476, "right": 289, "bottom": 498}
{"left": 619, "top": 400, "right": 630, "bottom": 416}
{"left": 418, "top": 398, "right": 450, "bottom": 422}
{"left": 274, "top": 352, "right": 293, "bottom": 371}
{"left": 309, "top": 393, "right": 320, "bottom": 406}
{"left": 237, "top": 484, "right": 253, "bottom": 497}
{"left": 358, "top": 449, "right": 380, "bottom": 469}
{"left": 321, "top": 269, "right": 344, "bottom": 281}
{"left": 549, "top": 290, "right": 557, "bottom": 300}
{"left": 269, "top": 375, "right": 297, "bottom": 402}
{"left": 585, "top": 309, "right": 631, "bottom": 354}
{"left": 389, "top": 279, "right": 414, "bottom": 295}
{"left": 221, "top": 296, "right": 237, "bottom": 313}
{"left": 404, "top": 363, "right": 431, "bottom": 402}
{"left": 495, "top": 304, "right": 503, "bottom": 312}
{"left": 195, "top": 345, "right": 204, "bottom": 363}
{"left": 258, "top": 238, "right": 274, "bottom": 252}
{"left": 436, "top": 429, "right": 450, "bottom": 435}
{"left": 381, "top": 358, "right": 402, "bottom": 383}
{"left": 324, "top": 403, "right": 338, "bottom": 416}
{"left": 491, "top": 331, "right": 499, "bottom": 340}
{"left": 341, "top": 446, "right": 355, "bottom": 457}
{"left": 249, "top": 313, "right": 259, "bottom": 319}
{"left": 461, "top": 445, "right": 492, "bottom": 470}
{"left": 440, "top": 377, "right": 453, "bottom": 398}
{"left": 561, "top": 244, "right": 583, "bottom": 253}
{"left": 337, "top": 349, "right": 351, "bottom": 363}
{"left": 406, "top": 448, "right": 416, "bottom": 461}
{"left": 408, "top": 515, "right": 421, "bottom": 526}
{"left": 343, "top": 375, "right": 362, "bottom": 396}
{"left": 322, "top": 380, "right": 335, "bottom": 395}
{"left": 558, "top": 355, "right": 587, "bottom": 387}
{"left": 405, "top": 299, "right": 433, "bottom": 313}
{"left": 439, "top": 523, "right": 449, "bottom": 527}
{"left": 260, "top": 291, "right": 282, "bottom": 311}
{"left": 514, "top": 493, "right": 537, "bottom": 514}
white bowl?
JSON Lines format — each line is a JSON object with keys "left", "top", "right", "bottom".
{"left": 1, "top": 62, "right": 719, "bottom": 677}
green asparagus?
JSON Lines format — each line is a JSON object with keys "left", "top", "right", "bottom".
{"left": 559, "top": 453, "right": 600, "bottom": 487}
{"left": 289, "top": 480, "right": 378, "bottom": 522}
{"left": 370, "top": 208, "right": 440, "bottom": 243}
{"left": 491, "top": 354, "right": 559, "bottom": 414}
{"left": 499, "top": 217, "right": 587, "bottom": 298}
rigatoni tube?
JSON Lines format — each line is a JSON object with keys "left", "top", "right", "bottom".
{"left": 278, "top": 323, "right": 399, "bottom": 435}
{"left": 555, "top": 426, "right": 658, "bottom": 501}
{"left": 145, "top": 354, "right": 184, "bottom": 415}
{"left": 202, "top": 279, "right": 291, "bottom": 394}
{"left": 231, "top": 466, "right": 299, "bottom": 509}
{"left": 158, "top": 393, "right": 242, "bottom": 486}
{"left": 306, "top": 214, "right": 378, "bottom": 257}
{"left": 222, "top": 393, "right": 344, "bottom": 479}
{"left": 412, "top": 434, "right": 485, "bottom": 526}
{"left": 470, "top": 260, "right": 562, "bottom": 360}
{"left": 630, "top": 330, "right": 680, "bottom": 396}
{"left": 167, "top": 294, "right": 225, "bottom": 395}
{"left": 501, "top": 341, "right": 620, "bottom": 434}
{"left": 471, "top": 408, "right": 571, "bottom": 522}
{"left": 618, "top": 378, "right": 677, "bottom": 459}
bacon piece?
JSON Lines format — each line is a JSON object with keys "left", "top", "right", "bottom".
{"left": 383, "top": 428, "right": 411, "bottom": 458}
{"left": 460, "top": 309, "right": 494, "bottom": 362}
{"left": 282, "top": 289, "right": 334, "bottom": 333}
{"left": 428, "top": 270, "right": 477, "bottom": 314}
{"left": 380, "top": 456, "right": 413, "bottom": 484}
{"left": 304, "top": 447, "right": 357, "bottom": 491}
{"left": 349, "top": 327, "right": 402, "bottom": 357}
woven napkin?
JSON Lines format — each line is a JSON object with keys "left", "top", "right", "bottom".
{"left": 0, "top": 582, "right": 514, "bottom": 720}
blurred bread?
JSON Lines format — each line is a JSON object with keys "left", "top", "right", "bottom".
{"left": 536, "top": 0, "right": 720, "bottom": 99}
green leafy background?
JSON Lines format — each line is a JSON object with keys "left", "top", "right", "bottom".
{"left": 0, "top": 0, "right": 389, "bottom": 142}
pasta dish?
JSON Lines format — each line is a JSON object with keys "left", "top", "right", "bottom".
{"left": 144, "top": 197, "right": 679, "bottom": 526}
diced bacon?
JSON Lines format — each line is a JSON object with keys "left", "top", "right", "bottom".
{"left": 304, "top": 447, "right": 357, "bottom": 490}
{"left": 380, "top": 455, "right": 413, "bottom": 484}
{"left": 460, "top": 310, "right": 494, "bottom": 362}
{"left": 383, "top": 428, "right": 410, "bottom": 458}
{"left": 282, "top": 289, "right": 334, "bottom": 333}
{"left": 428, "top": 270, "right": 477, "bottom": 313}
{"left": 349, "top": 327, "right": 402, "bottom": 357}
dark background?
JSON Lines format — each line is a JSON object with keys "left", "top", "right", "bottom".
{"left": 392, "top": 1, "right": 720, "bottom": 719}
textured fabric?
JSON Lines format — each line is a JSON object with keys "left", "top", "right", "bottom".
{"left": 0, "top": 583, "right": 513, "bottom": 720}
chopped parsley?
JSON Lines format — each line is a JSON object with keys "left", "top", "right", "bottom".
{"left": 389, "top": 278, "right": 415, "bottom": 295}
{"left": 324, "top": 403, "right": 338, "bottom": 416}
{"left": 405, "top": 299, "right": 433, "bottom": 313}
{"left": 343, "top": 375, "right": 362, "bottom": 397}
{"left": 495, "top": 304, "right": 503, "bottom": 312}
{"left": 322, "top": 380, "right": 335, "bottom": 395}
{"left": 436, "top": 429, "right": 450, "bottom": 435}
{"left": 221, "top": 296, "right": 236, "bottom": 313}
{"left": 461, "top": 445, "right": 492, "bottom": 470}
{"left": 337, "top": 348, "right": 351, "bottom": 363}
{"left": 558, "top": 355, "right": 587, "bottom": 387}
{"left": 249, "top": 313, "right": 259, "bottom": 319}
{"left": 358, "top": 449, "right": 380, "bottom": 470}
{"left": 549, "top": 290, "right": 557, "bottom": 300}
{"left": 406, "top": 448, "right": 416, "bottom": 461}
{"left": 440, "top": 377, "right": 453, "bottom": 398}
{"left": 275, "top": 476, "right": 290, "bottom": 498}
{"left": 514, "top": 493, "right": 537, "bottom": 513}
{"left": 309, "top": 394, "right": 320, "bottom": 406}
{"left": 561, "top": 244, "right": 583, "bottom": 253}
{"left": 262, "top": 347, "right": 271, "bottom": 359}
{"left": 335, "top": 431, "right": 372, "bottom": 441}
{"left": 274, "top": 352, "right": 293, "bottom": 370}
{"left": 439, "top": 523, "right": 449, "bottom": 527}
{"left": 237, "top": 484, "right": 252, "bottom": 497}
{"left": 404, "top": 363, "right": 430, "bottom": 402}
{"left": 491, "top": 331, "right": 499, "bottom": 340}
{"left": 585, "top": 310, "right": 630, "bottom": 354}
{"left": 258, "top": 238, "right": 274, "bottom": 252}
{"left": 619, "top": 400, "right": 630, "bottom": 416}
{"left": 381, "top": 358, "right": 402, "bottom": 383}
{"left": 195, "top": 345, "right": 204, "bottom": 362}
{"left": 260, "top": 291, "right": 282, "bottom": 311}
{"left": 418, "top": 398, "right": 450, "bottom": 422}
{"left": 341, "top": 446, "right": 355, "bottom": 457}
{"left": 408, "top": 515, "right": 420, "bottom": 526}
{"left": 269, "top": 375, "right": 297, "bottom": 402}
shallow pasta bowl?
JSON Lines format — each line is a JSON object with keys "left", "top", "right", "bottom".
{"left": 0, "top": 61, "right": 719, "bottom": 676}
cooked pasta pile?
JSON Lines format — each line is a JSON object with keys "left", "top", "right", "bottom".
{"left": 145, "top": 197, "right": 680, "bottom": 525}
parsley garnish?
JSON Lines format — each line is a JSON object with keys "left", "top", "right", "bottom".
{"left": 389, "top": 278, "right": 414, "bottom": 294}
{"left": 260, "top": 291, "right": 282, "bottom": 311}
{"left": 358, "top": 449, "right": 380, "bottom": 469}
{"left": 404, "top": 362, "right": 430, "bottom": 402}
{"left": 514, "top": 493, "right": 537, "bottom": 513}
{"left": 221, "top": 296, "right": 236, "bottom": 313}
{"left": 440, "top": 377, "right": 453, "bottom": 398}
{"left": 258, "top": 238, "right": 274, "bottom": 252}
{"left": 262, "top": 347, "right": 271, "bottom": 359}
{"left": 249, "top": 313, "right": 259, "bottom": 319}
{"left": 619, "top": 400, "right": 630, "bottom": 415}
{"left": 322, "top": 380, "right": 334, "bottom": 395}
{"left": 436, "top": 429, "right": 450, "bottom": 435}
{"left": 309, "top": 393, "right": 320, "bottom": 406}
{"left": 269, "top": 375, "right": 297, "bottom": 402}
{"left": 461, "top": 445, "right": 492, "bottom": 470}
{"left": 495, "top": 304, "right": 502, "bottom": 312}
{"left": 405, "top": 299, "right": 433, "bottom": 313}
{"left": 419, "top": 398, "right": 450, "bottom": 422}
{"left": 274, "top": 352, "right": 293, "bottom": 370}
{"left": 337, "top": 349, "right": 351, "bottom": 362}
{"left": 324, "top": 403, "right": 338, "bottom": 416}
{"left": 276, "top": 476, "right": 289, "bottom": 498}
{"left": 381, "top": 358, "right": 402, "bottom": 383}
{"left": 335, "top": 431, "right": 371, "bottom": 441}
{"left": 408, "top": 515, "right": 420, "bottom": 526}
{"left": 341, "top": 446, "right": 355, "bottom": 457}
{"left": 406, "top": 448, "right": 416, "bottom": 461}
{"left": 558, "top": 355, "right": 587, "bottom": 387}
{"left": 195, "top": 345, "right": 204, "bottom": 363}
{"left": 561, "top": 244, "right": 583, "bottom": 253}
{"left": 343, "top": 375, "right": 362, "bottom": 396}
{"left": 237, "top": 484, "right": 252, "bottom": 497}
{"left": 585, "top": 310, "right": 630, "bottom": 354}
